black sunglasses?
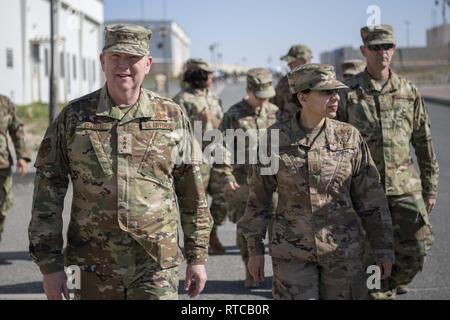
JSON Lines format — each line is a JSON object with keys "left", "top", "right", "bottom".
{"left": 319, "top": 89, "right": 339, "bottom": 96}
{"left": 368, "top": 44, "right": 394, "bottom": 51}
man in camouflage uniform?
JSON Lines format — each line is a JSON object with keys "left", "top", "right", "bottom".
{"left": 0, "top": 95, "right": 30, "bottom": 243}
{"left": 213, "top": 68, "right": 278, "bottom": 288}
{"left": 338, "top": 25, "right": 439, "bottom": 299}
{"left": 28, "top": 24, "right": 213, "bottom": 300}
{"left": 341, "top": 59, "right": 366, "bottom": 81}
{"left": 271, "top": 44, "right": 312, "bottom": 121}
{"left": 173, "top": 59, "right": 226, "bottom": 254}
{"left": 238, "top": 64, "right": 394, "bottom": 300}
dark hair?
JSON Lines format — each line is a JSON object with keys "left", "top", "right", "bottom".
{"left": 291, "top": 89, "right": 311, "bottom": 109}
{"left": 183, "top": 69, "right": 210, "bottom": 90}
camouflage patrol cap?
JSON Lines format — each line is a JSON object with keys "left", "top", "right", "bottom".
{"left": 184, "top": 58, "right": 214, "bottom": 73}
{"left": 103, "top": 24, "right": 152, "bottom": 56}
{"left": 287, "top": 63, "right": 348, "bottom": 94}
{"left": 342, "top": 59, "right": 366, "bottom": 77}
{"left": 280, "top": 44, "right": 313, "bottom": 63}
{"left": 247, "top": 68, "right": 276, "bottom": 99}
{"left": 361, "top": 24, "right": 396, "bottom": 45}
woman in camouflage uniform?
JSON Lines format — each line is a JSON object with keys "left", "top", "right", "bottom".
{"left": 238, "top": 64, "right": 395, "bottom": 300}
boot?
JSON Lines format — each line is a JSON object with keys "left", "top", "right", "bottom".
{"left": 396, "top": 285, "right": 410, "bottom": 295}
{"left": 209, "top": 227, "right": 226, "bottom": 255}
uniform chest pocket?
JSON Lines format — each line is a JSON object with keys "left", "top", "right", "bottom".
{"left": 278, "top": 148, "right": 308, "bottom": 193}
{"left": 347, "top": 96, "right": 378, "bottom": 136}
{"left": 71, "top": 122, "right": 114, "bottom": 177}
{"left": 137, "top": 120, "right": 180, "bottom": 184}
{"left": 393, "top": 96, "right": 414, "bottom": 131}
{"left": 322, "top": 144, "right": 356, "bottom": 191}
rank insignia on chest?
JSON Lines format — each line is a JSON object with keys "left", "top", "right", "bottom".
{"left": 118, "top": 133, "right": 132, "bottom": 155}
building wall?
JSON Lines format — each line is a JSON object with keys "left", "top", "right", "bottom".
{"left": 427, "top": 24, "right": 450, "bottom": 47}
{"left": 0, "top": 0, "right": 103, "bottom": 105}
{"left": 0, "top": 0, "right": 24, "bottom": 103}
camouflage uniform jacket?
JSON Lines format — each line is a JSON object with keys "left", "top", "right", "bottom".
{"left": 271, "top": 75, "right": 298, "bottom": 122}
{"left": 29, "top": 86, "right": 213, "bottom": 274}
{"left": 213, "top": 99, "right": 278, "bottom": 185}
{"left": 338, "top": 70, "right": 439, "bottom": 197}
{"left": 173, "top": 87, "right": 223, "bottom": 137}
{"left": 238, "top": 115, "right": 394, "bottom": 263}
{"left": 0, "top": 95, "right": 31, "bottom": 168}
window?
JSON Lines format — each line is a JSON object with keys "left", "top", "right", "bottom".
{"left": 60, "top": 52, "right": 65, "bottom": 78}
{"left": 73, "top": 55, "right": 77, "bottom": 80}
{"left": 82, "top": 58, "right": 86, "bottom": 81}
{"left": 45, "top": 49, "right": 49, "bottom": 77}
{"left": 92, "top": 60, "right": 96, "bottom": 83}
{"left": 6, "top": 48, "right": 13, "bottom": 68}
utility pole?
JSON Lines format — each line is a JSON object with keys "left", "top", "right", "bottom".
{"left": 405, "top": 20, "right": 410, "bottom": 47}
{"left": 49, "top": 0, "right": 57, "bottom": 123}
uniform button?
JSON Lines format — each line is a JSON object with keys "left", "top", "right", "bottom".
{"left": 311, "top": 163, "right": 320, "bottom": 173}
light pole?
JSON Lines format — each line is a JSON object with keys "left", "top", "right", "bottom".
{"left": 158, "top": 26, "right": 169, "bottom": 95}
{"left": 209, "top": 43, "right": 219, "bottom": 68}
{"left": 405, "top": 20, "right": 410, "bottom": 47}
{"left": 49, "top": 0, "right": 57, "bottom": 123}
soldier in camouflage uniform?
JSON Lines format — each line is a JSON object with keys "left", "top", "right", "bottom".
{"left": 28, "top": 24, "right": 213, "bottom": 300}
{"left": 238, "top": 64, "right": 394, "bottom": 300}
{"left": 213, "top": 68, "right": 278, "bottom": 288}
{"left": 338, "top": 25, "right": 439, "bottom": 299}
{"left": 173, "top": 59, "right": 226, "bottom": 255}
{"left": 0, "top": 95, "right": 31, "bottom": 243}
{"left": 271, "top": 45, "right": 312, "bottom": 122}
{"left": 341, "top": 59, "right": 366, "bottom": 81}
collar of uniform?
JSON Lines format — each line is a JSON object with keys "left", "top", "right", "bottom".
{"left": 96, "top": 86, "right": 154, "bottom": 122}
{"left": 363, "top": 69, "right": 399, "bottom": 94}
{"left": 242, "top": 98, "right": 264, "bottom": 117}
{"left": 290, "top": 112, "right": 334, "bottom": 149}
{"left": 188, "top": 87, "right": 208, "bottom": 97}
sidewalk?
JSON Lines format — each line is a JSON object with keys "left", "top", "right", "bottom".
{"left": 420, "top": 86, "right": 450, "bottom": 106}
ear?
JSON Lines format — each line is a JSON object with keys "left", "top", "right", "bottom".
{"left": 100, "top": 53, "right": 106, "bottom": 72}
{"left": 360, "top": 45, "right": 367, "bottom": 58}
{"left": 145, "top": 56, "right": 153, "bottom": 75}
{"left": 297, "top": 92, "right": 307, "bottom": 105}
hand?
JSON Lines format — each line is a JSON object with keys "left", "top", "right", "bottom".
{"left": 17, "top": 158, "right": 29, "bottom": 176}
{"left": 43, "top": 271, "right": 70, "bottom": 300}
{"left": 377, "top": 261, "right": 392, "bottom": 280}
{"left": 424, "top": 196, "right": 437, "bottom": 214}
{"left": 185, "top": 264, "right": 207, "bottom": 298}
{"left": 225, "top": 181, "right": 240, "bottom": 191}
{"left": 199, "top": 110, "right": 212, "bottom": 123}
{"left": 248, "top": 255, "right": 265, "bottom": 282}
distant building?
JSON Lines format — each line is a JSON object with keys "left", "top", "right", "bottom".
{"left": 106, "top": 19, "right": 191, "bottom": 79}
{"left": 320, "top": 24, "right": 450, "bottom": 85}
{"left": 427, "top": 24, "right": 450, "bottom": 47}
{"left": 0, "top": 0, "right": 104, "bottom": 105}
{"left": 320, "top": 47, "right": 363, "bottom": 79}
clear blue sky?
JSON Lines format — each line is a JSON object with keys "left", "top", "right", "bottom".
{"left": 105, "top": 0, "right": 446, "bottom": 68}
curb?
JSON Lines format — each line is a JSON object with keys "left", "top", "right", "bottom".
{"left": 423, "top": 96, "right": 450, "bottom": 107}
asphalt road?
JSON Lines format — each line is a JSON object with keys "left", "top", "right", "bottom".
{"left": 0, "top": 80, "right": 449, "bottom": 300}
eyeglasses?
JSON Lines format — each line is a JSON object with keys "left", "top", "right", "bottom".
{"left": 367, "top": 44, "right": 394, "bottom": 51}
{"left": 319, "top": 89, "right": 339, "bottom": 96}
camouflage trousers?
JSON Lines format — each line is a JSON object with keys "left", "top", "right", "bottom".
{"left": 208, "top": 168, "right": 228, "bottom": 227}
{"left": 383, "top": 192, "right": 433, "bottom": 291}
{"left": 69, "top": 233, "right": 179, "bottom": 300}
{"left": 229, "top": 183, "right": 277, "bottom": 264}
{"left": 271, "top": 257, "right": 369, "bottom": 300}
{"left": 0, "top": 168, "right": 13, "bottom": 239}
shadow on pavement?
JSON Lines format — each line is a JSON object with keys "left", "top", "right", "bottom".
{"left": 179, "top": 277, "right": 273, "bottom": 299}
{"left": 0, "top": 282, "right": 43, "bottom": 294}
{"left": 0, "top": 251, "right": 31, "bottom": 263}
